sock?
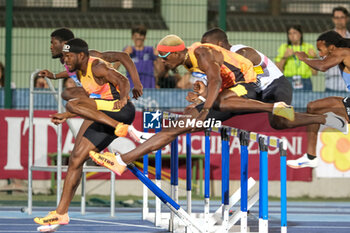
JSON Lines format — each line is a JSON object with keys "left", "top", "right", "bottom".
{"left": 307, "top": 153, "right": 316, "bottom": 160}
{"left": 127, "top": 124, "right": 134, "bottom": 133}
{"left": 115, "top": 153, "right": 127, "bottom": 166}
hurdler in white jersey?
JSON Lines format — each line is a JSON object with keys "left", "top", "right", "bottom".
{"left": 229, "top": 44, "right": 293, "bottom": 105}
{"left": 230, "top": 44, "right": 283, "bottom": 91}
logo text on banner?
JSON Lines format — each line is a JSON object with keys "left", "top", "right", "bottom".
{"left": 143, "top": 110, "right": 162, "bottom": 129}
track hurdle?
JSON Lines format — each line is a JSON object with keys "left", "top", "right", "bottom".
{"left": 138, "top": 111, "right": 287, "bottom": 233}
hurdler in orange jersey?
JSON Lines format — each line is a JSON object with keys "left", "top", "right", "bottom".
{"left": 78, "top": 56, "right": 121, "bottom": 100}
{"left": 185, "top": 42, "right": 256, "bottom": 90}
{"left": 76, "top": 56, "right": 131, "bottom": 137}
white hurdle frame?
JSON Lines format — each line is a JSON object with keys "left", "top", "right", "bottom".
{"left": 140, "top": 111, "right": 287, "bottom": 233}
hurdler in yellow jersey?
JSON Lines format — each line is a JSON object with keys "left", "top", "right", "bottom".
{"left": 34, "top": 38, "right": 139, "bottom": 231}
{"left": 77, "top": 56, "right": 130, "bottom": 137}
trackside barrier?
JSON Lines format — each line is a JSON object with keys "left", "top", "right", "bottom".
{"left": 137, "top": 111, "right": 287, "bottom": 232}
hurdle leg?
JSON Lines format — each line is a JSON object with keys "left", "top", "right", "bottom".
{"left": 186, "top": 133, "right": 192, "bottom": 215}
{"left": 142, "top": 128, "right": 149, "bottom": 220}
{"left": 204, "top": 129, "right": 211, "bottom": 232}
{"left": 221, "top": 128, "right": 230, "bottom": 232}
{"left": 170, "top": 137, "right": 179, "bottom": 232}
{"left": 240, "top": 131, "right": 249, "bottom": 233}
{"left": 128, "top": 163, "right": 204, "bottom": 233}
{"left": 81, "top": 171, "right": 86, "bottom": 215}
{"left": 259, "top": 136, "right": 269, "bottom": 233}
{"left": 279, "top": 140, "right": 287, "bottom": 233}
{"left": 155, "top": 128, "right": 162, "bottom": 227}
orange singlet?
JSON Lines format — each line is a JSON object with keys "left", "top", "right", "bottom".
{"left": 184, "top": 42, "right": 257, "bottom": 90}
{"left": 77, "top": 56, "right": 120, "bottom": 100}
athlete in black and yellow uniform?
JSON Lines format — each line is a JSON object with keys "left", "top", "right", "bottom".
{"left": 34, "top": 38, "right": 135, "bottom": 228}
{"left": 76, "top": 55, "right": 135, "bottom": 151}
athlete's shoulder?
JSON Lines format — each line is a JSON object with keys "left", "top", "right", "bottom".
{"left": 335, "top": 47, "right": 350, "bottom": 57}
{"left": 91, "top": 57, "right": 110, "bottom": 75}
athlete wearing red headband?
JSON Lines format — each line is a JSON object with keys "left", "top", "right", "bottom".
{"left": 89, "top": 34, "right": 298, "bottom": 176}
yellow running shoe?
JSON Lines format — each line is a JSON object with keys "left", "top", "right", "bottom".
{"left": 272, "top": 102, "right": 295, "bottom": 121}
{"left": 34, "top": 211, "right": 69, "bottom": 226}
{"left": 89, "top": 151, "right": 127, "bottom": 176}
{"left": 115, "top": 123, "right": 129, "bottom": 137}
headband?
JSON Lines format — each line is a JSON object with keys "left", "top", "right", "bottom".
{"left": 62, "top": 44, "right": 88, "bottom": 54}
{"left": 157, "top": 43, "right": 185, "bottom": 52}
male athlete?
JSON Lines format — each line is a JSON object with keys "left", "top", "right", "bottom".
{"left": 34, "top": 38, "right": 136, "bottom": 229}
{"left": 89, "top": 34, "right": 298, "bottom": 176}
{"left": 38, "top": 28, "right": 149, "bottom": 142}
{"left": 40, "top": 28, "right": 143, "bottom": 99}
{"left": 198, "top": 28, "right": 346, "bottom": 131}
{"left": 200, "top": 28, "right": 348, "bottom": 169}
{"left": 286, "top": 30, "right": 350, "bottom": 168}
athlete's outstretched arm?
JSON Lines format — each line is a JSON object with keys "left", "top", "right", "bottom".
{"left": 195, "top": 47, "right": 222, "bottom": 111}
{"left": 38, "top": 70, "right": 69, "bottom": 79}
{"left": 89, "top": 50, "right": 143, "bottom": 99}
{"left": 295, "top": 50, "right": 344, "bottom": 72}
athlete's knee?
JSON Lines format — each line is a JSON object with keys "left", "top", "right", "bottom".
{"left": 62, "top": 87, "right": 86, "bottom": 101}
{"left": 62, "top": 88, "right": 74, "bottom": 101}
{"left": 307, "top": 100, "right": 319, "bottom": 114}
{"left": 68, "top": 152, "right": 85, "bottom": 169}
{"left": 212, "top": 92, "right": 227, "bottom": 111}
{"left": 65, "top": 98, "right": 80, "bottom": 113}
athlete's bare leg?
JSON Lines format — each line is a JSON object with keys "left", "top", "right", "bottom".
{"left": 65, "top": 96, "right": 121, "bottom": 128}
{"left": 61, "top": 87, "right": 87, "bottom": 101}
{"left": 306, "top": 97, "right": 349, "bottom": 156}
{"left": 217, "top": 89, "right": 329, "bottom": 129}
{"left": 268, "top": 112, "right": 326, "bottom": 130}
{"left": 121, "top": 107, "right": 203, "bottom": 164}
{"left": 215, "top": 89, "right": 275, "bottom": 113}
{"left": 56, "top": 120, "right": 98, "bottom": 214}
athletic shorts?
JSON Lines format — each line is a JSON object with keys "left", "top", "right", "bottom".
{"left": 83, "top": 101, "right": 135, "bottom": 151}
{"left": 194, "top": 82, "right": 259, "bottom": 121}
{"left": 227, "top": 82, "right": 259, "bottom": 100}
{"left": 258, "top": 76, "right": 292, "bottom": 105}
{"left": 342, "top": 97, "right": 350, "bottom": 120}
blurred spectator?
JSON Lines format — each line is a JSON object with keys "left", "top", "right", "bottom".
{"left": 324, "top": 6, "right": 350, "bottom": 92}
{"left": 275, "top": 25, "right": 317, "bottom": 91}
{"left": 63, "top": 77, "right": 76, "bottom": 88}
{"left": 34, "top": 75, "right": 49, "bottom": 88}
{"left": 0, "top": 62, "right": 16, "bottom": 89}
{"left": 115, "top": 25, "right": 158, "bottom": 88}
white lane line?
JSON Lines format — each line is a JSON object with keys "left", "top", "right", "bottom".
{"left": 290, "top": 226, "right": 350, "bottom": 229}
{"left": 71, "top": 218, "right": 161, "bottom": 229}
